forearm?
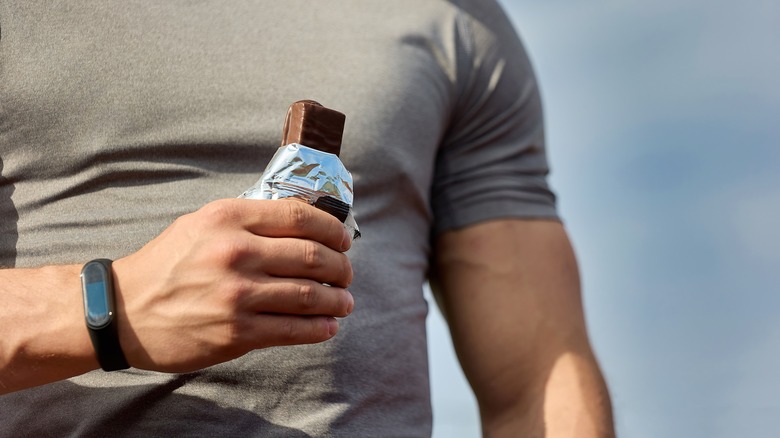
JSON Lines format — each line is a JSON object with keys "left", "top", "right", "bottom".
{"left": 540, "top": 349, "right": 613, "bottom": 438}
{"left": 1, "top": 200, "right": 355, "bottom": 395}
{"left": 433, "top": 219, "right": 615, "bottom": 437}
{"left": 0, "top": 265, "right": 99, "bottom": 394}
{"left": 481, "top": 348, "right": 613, "bottom": 438}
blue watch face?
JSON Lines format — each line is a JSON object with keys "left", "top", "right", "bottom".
{"left": 82, "top": 262, "right": 112, "bottom": 328}
{"left": 85, "top": 280, "right": 111, "bottom": 327}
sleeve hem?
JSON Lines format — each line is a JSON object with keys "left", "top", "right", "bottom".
{"left": 433, "top": 202, "right": 560, "bottom": 236}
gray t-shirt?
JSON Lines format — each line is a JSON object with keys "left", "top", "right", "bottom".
{"left": 0, "top": 1, "right": 557, "bottom": 436}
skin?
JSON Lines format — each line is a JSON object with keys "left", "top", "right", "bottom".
{"left": 0, "top": 199, "right": 354, "bottom": 394}
{"left": 0, "top": 200, "right": 613, "bottom": 436}
{"left": 431, "top": 219, "right": 615, "bottom": 437}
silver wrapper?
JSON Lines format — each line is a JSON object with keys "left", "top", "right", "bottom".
{"left": 239, "top": 143, "right": 360, "bottom": 239}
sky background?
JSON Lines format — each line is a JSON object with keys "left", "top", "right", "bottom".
{"left": 427, "top": 0, "right": 780, "bottom": 437}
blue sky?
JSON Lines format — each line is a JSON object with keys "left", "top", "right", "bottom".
{"left": 428, "top": 1, "right": 780, "bottom": 436}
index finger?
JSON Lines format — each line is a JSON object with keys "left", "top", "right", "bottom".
{"left": 223, "top": 198, "right": 351, "bottom": 252}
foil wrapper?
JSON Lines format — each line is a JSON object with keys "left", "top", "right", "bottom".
{"left": 239, "top": 143, "right": 360, "bottom": 239}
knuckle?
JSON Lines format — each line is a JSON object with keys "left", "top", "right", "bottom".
{"left": 297, "top": 283, "right": 318, "bottom": 310}
{"left": 279, "top": 318, "right": 297, "bottom": 343}
{"left": 225, "top": 317, "right": 244, "bottom": 345}
{"left": 170, "top": 211, "right": 197, "bottom": 232}
{"left": 218, "top": 275, "right": 252, "bottom": 308}
{"left": 224, "top": 318, "right": 252, "bottom": 355}
{"left": 284, "top": 201, "right": 311, "bottom": 230}
{"left": 200, "top": 200, "right": 237, "bottom": 227}
{"left": 213, "top": 238, "right": 251, "bottom": 268}
{"left": 273, "top": 318, "right": 331, "bottom": 346}
{"left": 301, "top": 241, "right": 324, "bottom": 270}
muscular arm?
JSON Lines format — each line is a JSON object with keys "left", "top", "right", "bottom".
{"left": 430, "top": 219, "right": 614, "bottom": 437}
{"left": 0, "top": 199, "right": 354, "bottom": 395}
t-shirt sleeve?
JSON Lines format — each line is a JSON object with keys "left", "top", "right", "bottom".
{"left": 431, "top": 2, "right": 558, "bottom": 235}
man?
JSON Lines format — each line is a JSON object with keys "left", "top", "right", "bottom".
{"left": 0, "top": 1, "right": 613, "bottom": 436}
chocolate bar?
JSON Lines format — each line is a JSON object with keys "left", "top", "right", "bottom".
{"left": 281, "top": 100, "right": 346, "bottom": 156}
{"left": 238, "top": 100, "right": 360, "bottom": 238}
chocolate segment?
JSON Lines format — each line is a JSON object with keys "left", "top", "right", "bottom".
{"left": 281, "top": 100, "right": 346, "bottom": 156}
{"left": 313, "top": 196, "right": 350, "bottom": 223}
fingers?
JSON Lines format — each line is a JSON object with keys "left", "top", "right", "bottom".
{"left": 200, "top": 199, "right": 351, "bottom": 252}
{"left": 245, "top": 315, "right": 341, "bottom": 349}
{"left": 242, "top": 278, "right": 354, "bottom": 317}
{"left": 108, "top": 198, "right": 357, "bottom": 373}
{"left": 242, "top": 236, "right": 352, "bottom": 287}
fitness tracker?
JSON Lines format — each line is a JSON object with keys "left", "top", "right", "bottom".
{"left": 80, "top": 259, "right": 130, "bottom": 371}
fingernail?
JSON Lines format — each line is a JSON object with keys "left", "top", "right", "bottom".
{"left": 346, "top": 291, "right": 355, "bottom": 315}
{"left": 328, "top": 318, "right": 340, "bottom": 336}
{"left": 341, "top": 231, "right": 352, "bottom": 251}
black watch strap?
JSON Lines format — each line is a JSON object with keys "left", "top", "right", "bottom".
{"left": 87, "top": 317, "right": 130, "bottom": 371}
{"left": 81, "top": 259, "right": 130, "bottom": 371}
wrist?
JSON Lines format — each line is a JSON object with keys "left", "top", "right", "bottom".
{"left": 40, "top": 264, "right": 100, "bottom": 370}
{"left": 0, "top": 264, "right": 99, "bottom": 393}
{"left": 81, "top": 259, "right": 130, "bottom": 371}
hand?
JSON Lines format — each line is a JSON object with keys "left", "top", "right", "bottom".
{"left": 111, "top": 198, "right": 354, "bottom": 373}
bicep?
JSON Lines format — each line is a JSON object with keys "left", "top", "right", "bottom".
{"left": 431, "top": 218, "right": 593, "bottom": 416}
